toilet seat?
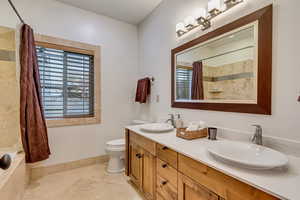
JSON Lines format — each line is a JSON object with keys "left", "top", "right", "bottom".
{"left": 106, "top": 139, "right": 125, "bottom": 151}
{"left": 106, "top": 139, "right": 125, "bottom": 173}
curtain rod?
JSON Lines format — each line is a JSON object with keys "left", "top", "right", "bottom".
{"left": 8, "top": 0, "right": 25, "bottom": 24}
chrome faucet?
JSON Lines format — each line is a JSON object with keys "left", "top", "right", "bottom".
{"left": 165, "top": 114, "right": 175, "bottom": 127}
{"left": 251, "top": 125, "right": 263, "bottom": 145}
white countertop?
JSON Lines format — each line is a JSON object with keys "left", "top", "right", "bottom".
{"left": 126, "top": 125, "right": 300, "bottom": 200}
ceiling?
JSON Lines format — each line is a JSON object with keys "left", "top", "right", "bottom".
{"left": 56, "top": 0, "right": 162, "bottom": 25}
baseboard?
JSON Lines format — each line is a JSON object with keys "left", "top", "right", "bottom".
{"left": 29, "top": 155, "right": 108, "bottom": 181}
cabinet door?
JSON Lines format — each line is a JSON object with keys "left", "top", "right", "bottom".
{"left": 157, "top": 175, "right": 177, "bottom": 200}
{"left": 129, "top": 143, "right": 142, "bottom": 187}
{"left": 178, "top": 173, "right": 219, "bottom": 200}
{"left": 141, "top": 149, "right": 156, "bottom": 200}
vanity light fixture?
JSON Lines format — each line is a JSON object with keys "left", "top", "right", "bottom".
{"left": 176, "top": 0, "right": 244, "bottom": 37}
{"left": 224, "top": 0, "right": 243, "bottom": 9}
{"left": 208, "top": 0, "right": 223, "bottom": 17}
{"left": 195, "top": 8, "right": 211, "bottom": 30}
{"left": 176, "top": 22, "right": 187, "bottom": 37}
{"left": 184, "top": 16, "right": 198, "bottom": 30}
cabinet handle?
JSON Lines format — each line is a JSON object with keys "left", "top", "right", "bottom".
{"left": 135, "top": 153, "right": 142, "bottom": 159}
{"left": 161, "top": 180, "right": 168, "bottom": 186}
{"left": 162, "top": 163, "right": 168, "bottom": 168}
{"left": 162, "top": 146, "right": 168, "bottom": 150}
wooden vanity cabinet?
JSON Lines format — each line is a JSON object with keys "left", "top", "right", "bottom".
{"left": 129, "top": 142, "right": 142, "bottom": 187}
{"left": 178, "top": 173, "right": 219, "bottom": 200}
{"left": 156, "top": 158, "right": 178, "bottom": 200}
{"left": 157, "top": 143, "right": 178, "bottom": 169}
{"left": 127, "top": 130, "right": 156, "bottom": 200}
{"left": 141, "top": 149, "right": 156, "bottom": 200}
{"left": 178, "top": 154, "right": 279, "bottom": 200}
{"left": 125, "top": 130, "right": 279, "bottom": 200}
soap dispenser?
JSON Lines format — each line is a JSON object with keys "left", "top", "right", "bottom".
{"left": 175, "top": 114, "right": 184, "bottom": 128}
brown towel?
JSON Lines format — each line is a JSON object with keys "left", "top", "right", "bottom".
{"left": 135, "top": 78, "right": 151, "bottom": 103}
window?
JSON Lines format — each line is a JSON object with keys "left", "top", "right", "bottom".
{"left": 176, "top": 67, "right": 193, "bottom": 100}
{"left": 37, "top": 46, "right": 94, "bottom": 118}
{"left": 35, "top": 34, "right": 101, "bottom": 127}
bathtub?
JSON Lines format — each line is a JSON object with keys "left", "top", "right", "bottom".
{"left": 0, "top": 151, "right": 28, "bottom": 200}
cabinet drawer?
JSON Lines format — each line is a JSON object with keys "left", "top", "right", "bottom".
{"left": 156, "top": 143, "right": 178, "bottom": 169}
{"left": 157, "top": 175, "right": 177, "bottom": 200}
{"left": 157, "top": 158, "right": 177, "bottom": 187}
{"left": 130, "top": 131, "right": 156, "bottom": 155}
{"left": 178, "top": 173, "right": 218, "bottom": 200}
{"left": 178, "top": 154, "right": 279, "bottom": 200}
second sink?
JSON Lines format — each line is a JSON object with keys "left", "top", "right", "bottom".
{"left": 207, "top": 140, "right": 289, "bottom": 170}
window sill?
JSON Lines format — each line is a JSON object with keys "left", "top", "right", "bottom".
{"left": 46, "top": 116, "right": 101, "bottom": 128}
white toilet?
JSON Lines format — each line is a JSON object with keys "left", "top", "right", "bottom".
{"left": 106, "top": 120, "right": 148, "bottom": 173}
{"left": 106, "top": 139, "right": 125, "bottom": 173}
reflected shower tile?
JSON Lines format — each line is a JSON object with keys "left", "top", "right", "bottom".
{"left": 0, "top": 50, "right": 15, "bottom": 61}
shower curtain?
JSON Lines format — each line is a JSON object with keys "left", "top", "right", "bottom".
{"left": 191, "top": 61, "right": 204, "bottom": 100}
{"left": 20, "top": 24, "right": 50, "bottom": 163}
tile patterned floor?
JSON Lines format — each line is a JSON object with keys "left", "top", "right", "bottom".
{"left": 23, "top": 163, "right": 143, "bottom": 200}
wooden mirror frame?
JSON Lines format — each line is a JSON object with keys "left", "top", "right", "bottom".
{"left": 171, "top": 5, "right": 272, "bottom": 115}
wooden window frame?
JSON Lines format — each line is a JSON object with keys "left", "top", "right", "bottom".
{"left": 35, "top": 34, "right": 101, "bottom": 127}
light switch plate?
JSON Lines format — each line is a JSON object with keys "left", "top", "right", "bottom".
{"left": 156, "top": 95, "right": 160, "bottom": 103}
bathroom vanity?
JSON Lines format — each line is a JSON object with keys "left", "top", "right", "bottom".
{"left": 125, "top": 127, "right": 281, "bottom": 200}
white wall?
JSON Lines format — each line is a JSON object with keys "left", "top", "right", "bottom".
{"left": 0, "top": 0, "right": 139, "bottom": 165}
{"left": 177, "top": 36, "right": 254, "bottom": 67}
{"left": 138, "top": 0, "right": 300, "bottom": 141}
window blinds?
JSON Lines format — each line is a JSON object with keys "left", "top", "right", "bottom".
{"left": 36, "top": 46, "right": 94, "bottom": 119}
{"left": 176, "top": 68, "right": 192, "bottom": 100}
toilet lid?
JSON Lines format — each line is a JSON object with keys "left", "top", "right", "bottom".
{"left": 106, "top": 139, "right": 125, "bottom": 147}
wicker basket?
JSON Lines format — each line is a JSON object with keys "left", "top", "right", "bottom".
{"left": 176, "top": 127, "right": 208, "bottom": 140}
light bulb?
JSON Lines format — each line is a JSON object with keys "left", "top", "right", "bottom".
{"left": 176, "top": 22, "right": 186, "bottom": 33}
{"left": 184, "top": 16, "right": 197, "bottom": 27}
{"left": 223, "top": 0, "right": 243, "bottom": 9}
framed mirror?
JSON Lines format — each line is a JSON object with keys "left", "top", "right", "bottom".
{"left": 171, "top": 5, "right": 272, "bottom": 115}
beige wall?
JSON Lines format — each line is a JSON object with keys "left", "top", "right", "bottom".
{"left": 0, "top": 26, "right": 20, "bottom": 149}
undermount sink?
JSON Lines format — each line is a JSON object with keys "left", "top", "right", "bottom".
{"left": 207, "top": 140, "right": 288, "bottom": 170}
{"left": 140, "top": 123, "right": 174, "bottom": 133}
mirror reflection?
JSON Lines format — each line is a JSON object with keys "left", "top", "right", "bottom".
{"left": 175, "top": 22, "right": 258, "bottom": 103}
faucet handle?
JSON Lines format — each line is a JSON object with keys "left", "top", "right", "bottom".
{"left": 168, "top": 114, "right": 174, "bottom": 118}
{"left": 252, "top": 124, "right": 262, "bottom": 129}
{"left": 251, "top": 125, "right": 263, "bottom": 145}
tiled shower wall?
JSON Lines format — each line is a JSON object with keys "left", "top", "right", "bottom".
{"left": 0, "top": 26, "right": 20, "bottom": 149}
{"left": 203, "top": 60, "right": 256, "bottom": 100}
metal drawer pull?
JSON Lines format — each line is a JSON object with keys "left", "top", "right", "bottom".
{"left": 135, "top": 153, "right": 142, "bottom": 159}
{"left": 162, "top": 163, "right": 168, "bottom": 168}
{"left": 162, "top": 146, "right": 168, "bottom": 150}
{"left": 161, "top": 180, "right": 168, "bottom": 186}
